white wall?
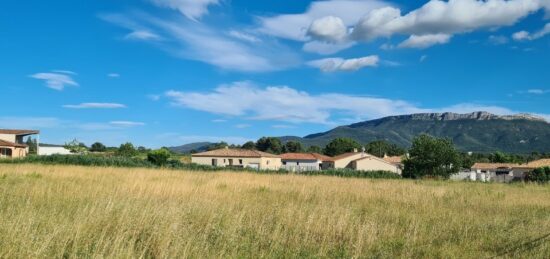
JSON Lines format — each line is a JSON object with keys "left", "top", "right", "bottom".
{"left": 38, "top": 146, "right": 72, "bottom": 156}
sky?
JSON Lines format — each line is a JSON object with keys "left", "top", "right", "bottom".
{"left": 1, "top": 0, "right": 550, "bottom": 148}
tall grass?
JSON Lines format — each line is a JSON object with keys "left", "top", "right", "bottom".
{"left": 0, "top": 155, "right": 401, "bottom": 179}
{"left": 0, "top": 164, "right": 549, "bottom": 258}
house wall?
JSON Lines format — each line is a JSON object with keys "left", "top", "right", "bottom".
{"left": 192, "top": 156, "right": 281, "bottom": 170}
{"left": 0, "top": 146, "right": 27, "bottom": 158}
{"left": 38, "top": 146, "right": 72, "bottom": 156}
{"left": 0, "top": 134, "right": 16, "bottom": 143}
{"left": 332, "top": 153, "right": 366, "bottom": 169}
{"left": 352, "top": 157, "right": 401, "bottom": 174}
{"left": 281, "top": 159, "right": 321, "bottom": 171}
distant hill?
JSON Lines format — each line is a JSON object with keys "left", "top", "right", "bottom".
{"left": 168, "top": 142, "right": 213, "bottom": 154}
{"left": 280, "top": 111, "right": 550, "bottom": 154}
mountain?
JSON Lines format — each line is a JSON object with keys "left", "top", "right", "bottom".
{"left": 168, "top": 142, "right": 213, "bottom": 154}
{"left": 280, "top": 111, "right": 550, "bottom": 154}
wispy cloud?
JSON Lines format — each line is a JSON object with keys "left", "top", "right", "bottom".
{"left": 62, "top": 103, "right": 127, "bottom": 109}
{"left": 527, "top": 89, "right": 550, "bottom": 95}
{"left": 125, "top": 30, "right": 162, "bottom": 41}
{"left": 147, "top": 0, "right": 219, "bottom": 20}
{"left": 398, "top": 34, "right": 451, "bottom": 49}
{"left": 0, "top": 117, "right": 63, "bottom": 129}
{"left": 165, "top": 81, "right": 550, "bottom": 124}
{"left": 109, "top": 121, "right": 145, "bottom": 127}
{"left": 102, "top": 13, "right": 300, "bottom": 72}
{"left": 235, "top": 124, "right": 251, "bottom": 129}
{"left": 513, "top": 23, "right": 550, "bottom": 41}
{"left": 308, "top": 55, "right": 379, "bottom": 72}
{"left": 29, "top": 71, "right": 78, "bottom": 90}
{"left": 107, "top": 73, "right": 120, "bottom": 78}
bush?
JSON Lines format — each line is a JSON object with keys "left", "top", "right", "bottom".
{"left": 525, "top": 167, "right": 550, "bottom": 183}
{"left": 147, "top": 149, "right": 172, "bottom": 166}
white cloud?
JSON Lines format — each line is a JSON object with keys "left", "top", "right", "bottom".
{"left": 308, "top": 55, "right": 379, "bottom": 72}
{"left": 307, "top": 16, "right": 348, "bottom": 43}
{"left": 513, "top": 23, "right": 550, "bottom": 41}
{"left": 103, "top": 13, "right": 300, "bottom": 72}
{"left": 155, "top": 133, "right": 250, "bottom": 145}
{"left": 527, "top": 89, "right": 549, "bottom": 94}
{"left": 212, "top": 119, "right": 227, "bottom": 123}
{"left": 272, "top": 124, "right": 296, "bottom": 129}
{"left": 29, "top": 72, "right": 79, "bottom": 91}
{"left": 62, "top": 103, "right": 127, "bottom": 109}
{"left": 257, "top": 0, "right": 390, "bottom": 41}
{"left": 352, "top": 0, "right": 544, "bottom": 42}
{"left": 398, "top": 34, "right": 452, "bottom": 49}
{"left": 108, "top": 73, "right": 120, "bottom": 78}
{"left": 148, "top": 0, "right": 219, "bottom": 20}
{"left": 52, "top": 70, "right": 77, "bottom": 75}
{"left": 125, "top": 30, "right": 162, "bottom": 41}
{"left": 109, "top": 121, "right": 146, "bottom": 127}
{"left": 302, "top": 41, "right": 355, "bottom": 55}
{"left": 165, "top": 81, "right": 550, "bottom": 124}
{"left": 228, "top": 30, "right": 261, "bottom": 43}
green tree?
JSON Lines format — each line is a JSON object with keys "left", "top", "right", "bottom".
{"left": 207, "top": 142, "right": 229, "bottom": 151}
{"left": 403, "top": 134, "right": 460, "bottom": 179}
{"left": 323, "top": 138, "right": 361, "bottom": 157}
{"left": 147, "top": 148, "right": 172, "bottom": 166}
{"left": 241, "top": 141, "right": 256, "bottom": 150}
{"left": 90, "top": 142, "right": 107, "bottom": 152}
{"left": 25, "top": 137, "right": 38, "bottom": 155}
{"left": 365, "top": 140, "right": 406, "bottom": 158}
{"left": 306, "top": 145, "right": 323, "bottom": 153}
{"left": 64, "top": 139, "right": 88, "bottom": 154}
{"left": 283, "top": 141, "right": 303, "bottom": 153}
{"left": 116, "top": 142, "right": 138, "bottom": 157}
{"left": 255, "top": 137, "right": 283, "bottom": 154}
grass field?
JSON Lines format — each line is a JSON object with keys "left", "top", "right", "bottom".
{"left": 1, "top": 164, "right": 549, "bottom": 258}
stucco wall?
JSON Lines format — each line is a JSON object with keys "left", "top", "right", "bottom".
{"left": 281, "top": 159, "right": 321, "bottom": 171}
{"left": 333, "top": 153, "right": 366, "bottom": 169}
{"left": 192, "top": 156, "right": 281, "bottom": 170}
{"left": 0, "top": 146, "right": 27, "bottom": 158}
{"left": 352, "top": 157, "right": 400, "bottom": 174}
{"left": 0, "top": 134, "right": 16, "bottom": 143}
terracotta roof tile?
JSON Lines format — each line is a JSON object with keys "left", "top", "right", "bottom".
{"left": 280, "top": 153, "right": 332, "bottom": 161}
{"left": 0, "top": 139, "right": 27, "bottom": 148}
{"left": 0, "top": 129, "right": 40, "bottom": 135}
{"left": 472, "top": 163, "right": 524, "bottom": 170}
{"left": 327, "top": 152, "right": 361, "bottom": 161}
{"left": 526, "top": 159, "right": 550, "bottom": 168}
{"left": 192, "top": 148, "right": 280, "bottom": 158}
{"left": 383, "top": 156, "right": 403, "bottom": 164}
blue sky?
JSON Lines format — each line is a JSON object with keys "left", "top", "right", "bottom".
{"left": 1, "top": 0, "right": 550, "bottom": 147}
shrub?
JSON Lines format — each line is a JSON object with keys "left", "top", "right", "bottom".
{"left": 147, "top": 149, "right": 172, "bottom": 166}
{"left": 525, "top": 167, "right": 550, "bottom": 183}
{"left": 116, "top": 143, "right": 138, "bottom": 157}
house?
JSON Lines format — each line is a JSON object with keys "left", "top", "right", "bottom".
{"left": 525, "top": 159, "right": 550, "bottom": 169}
{"left": 323, "top": 149, "right": 401, "bottom": 174}
{"left": 470, "top": 163, "right": 532, "bottom": 182}
{"left": 280, "top": 153, "right": 332, "bottom": 171}
{"left": 191, "top": 148, "right": 281, "bottom": 170}
{"left": 38, "top": 144, "right": 72, "bottom": 156}
{"left": 0, "top": 129, "right": 39, "bottom": 158}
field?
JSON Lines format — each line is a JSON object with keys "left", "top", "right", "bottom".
{"left": 1, "top": 164, "right": 549, "bottom": 258}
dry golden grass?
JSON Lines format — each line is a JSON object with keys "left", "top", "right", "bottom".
{"left": 0, "top": 164, "right": 549, "bottom": 258}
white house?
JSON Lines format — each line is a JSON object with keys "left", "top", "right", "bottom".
{"left": 38, "top": 145, "right": 72, "bottom": 156}
{"left": 280, "top": 153, "right": 332, "bottom": 171}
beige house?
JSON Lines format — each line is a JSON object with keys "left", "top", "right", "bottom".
{"left": 471, "top": 162, "right": 536, "bottom": 182}
{"left": 323, "top": 150, "right": 401, "bottom": 174}
{"left": 0, "top": 129, "right": 39, "bottom": 158}
{"left": 192, "top": 148, "right": 281, "bottom": 170}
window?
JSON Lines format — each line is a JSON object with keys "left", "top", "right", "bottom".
{"left": 297, "top": 162, "right": 300, "bottom": 166}
{"left": 211, "top": 159, "right": 217, "bottom": 166}
{"left": 283, "top": 161, "right": 287, "bottom": 165}
{"left": 228, "top": 159, "right": 234, "bottom": 166}
{"left": 267, "top": 160, "right": 270, "bottom": 165}
{"left": 239, "top": 159, "right": 243, "bottom": 164}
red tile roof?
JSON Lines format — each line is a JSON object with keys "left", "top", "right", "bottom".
{"left": 326, "top": 152, "right": 362, "bottom": 161}
{"left": 280, "top": 153, "right": 332, "bottom": 161}
{"left": 0, "top": 139, "right": 27, "bottom": 148}
{"left": 472, "top": 163, "right": 524, "bottom": 170}
{"left": 383, "top": 156, "right": 403, "bottom": 164}
{"left": 0, "top": 129, "right": 39, "bottom": 135}
{"left": 192, "top": 148, "right": 280, "bottom": 158}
